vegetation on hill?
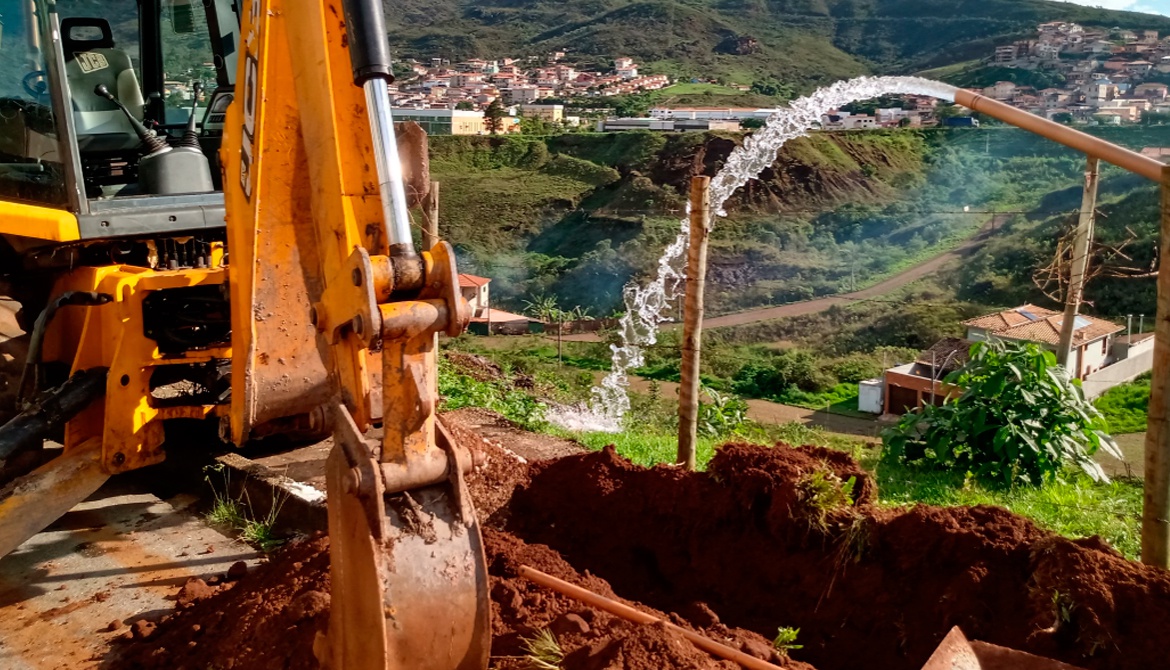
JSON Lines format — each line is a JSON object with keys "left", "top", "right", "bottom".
{"left": 431, "top": 125, "right": 1170, "bottom": 321}
{"left": 387, "top": 0, "right": 1170, "bottom": 91}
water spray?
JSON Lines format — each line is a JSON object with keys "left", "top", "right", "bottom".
{"left": 547, "top": 76, "right": 960, "bottom": 432}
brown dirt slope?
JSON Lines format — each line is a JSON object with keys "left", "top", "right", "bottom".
{"left": 509, "top": 444, "right": 1170, "bottom": 670}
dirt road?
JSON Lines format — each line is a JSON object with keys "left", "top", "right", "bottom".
{"left": 702, "top": 216, "right": 1003, "bottom": 329}
{"left": 627, "top": 376, "right": 879, "bottom": 438}
{"left": 561, "top": 215, "right": 1003, "bottom": 342}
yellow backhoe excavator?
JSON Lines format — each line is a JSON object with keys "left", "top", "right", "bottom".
{"left": 0, "top": 0, "right": 487, "bottom": 668}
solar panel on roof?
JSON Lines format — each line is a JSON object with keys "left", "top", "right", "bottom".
{"left": 1074, "top": 316, "right": 1092, "bottom": 329}
{"left": 1018, "top": 309, "right": 1041, "bottom": 321}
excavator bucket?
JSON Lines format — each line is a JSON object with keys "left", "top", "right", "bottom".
{"left": 318, "top": 405, "right": 489, "bottom": 670}
{"left": 921, "top": 627, "right": 1087, "bottom": 670}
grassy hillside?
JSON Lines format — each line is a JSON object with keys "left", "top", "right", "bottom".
{"left": 431, "top": 125, "right": 1170, "bottom": 320}
{"left": 429, "top": 129, "right": 933, "bottom": 313}
{"left": 387, "top": 0, "right": 1170, "bottom": 90}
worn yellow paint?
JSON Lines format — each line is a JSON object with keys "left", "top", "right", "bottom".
{"left": 41, "top": 265, "right": 228, "bottom": 473}
{"left": 0, "top": 200, "right": 80, "bottom": 242}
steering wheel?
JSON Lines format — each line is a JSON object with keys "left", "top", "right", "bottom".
{"left": 22, "top": 71, "right": 48, "bottom": 98}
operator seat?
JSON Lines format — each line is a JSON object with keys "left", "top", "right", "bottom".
{"left": 60, "top": 17, "right": 145, "bottom": 148}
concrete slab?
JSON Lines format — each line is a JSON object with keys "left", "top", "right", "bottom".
{"left": 0, "top": 480, "right": 258, "bottom": 670}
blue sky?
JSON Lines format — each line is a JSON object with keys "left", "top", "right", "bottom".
{"left": 1060, "top": 0, "right": 1170, "bottom": 16}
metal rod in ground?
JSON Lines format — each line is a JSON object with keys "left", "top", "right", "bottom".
{"left": 1143, "top": 164, "right": 1170, "bottom": 568}
{"left": 517, "top": 565, "right": 785, "bottom": 670}
{"left": 1057, "top": 156, "right": 1100, "bottom": 368}
{"left": 678, "top": 176, "right": 711, "bottom": 471}
{"left": 422, "top": 180, "right": 440, "bottom": 249}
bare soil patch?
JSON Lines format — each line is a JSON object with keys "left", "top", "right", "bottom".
{"left": 112, "top": 436, "right": 1170, "bottom": 670}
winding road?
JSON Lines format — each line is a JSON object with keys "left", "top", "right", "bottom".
{"left": 562, "top": 214, "right": 1005, "bottom": 342}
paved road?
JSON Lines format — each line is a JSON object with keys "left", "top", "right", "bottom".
{"left": 560, "top": 215, "right": 1004, "bottom": 342}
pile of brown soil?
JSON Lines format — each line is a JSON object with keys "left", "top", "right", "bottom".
{"left": 508, "top": 443, "right": 1170, "bottom": 670}
{"left": 115, "top": 439, "right": 1170, "bottom": 670}
{"left": 112, "top": 536, "right": 330, "bottom": 670}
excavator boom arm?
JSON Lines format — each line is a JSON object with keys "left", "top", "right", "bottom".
{"left": 221, "top": 1, "right": 487, "bottom": 668}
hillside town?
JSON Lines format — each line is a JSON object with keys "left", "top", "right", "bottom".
{"left": 972, "top": 21, "right": 1170, "bottom": 124}
{"left": 369, "top": 21, "right": 1170, "bottom": 135}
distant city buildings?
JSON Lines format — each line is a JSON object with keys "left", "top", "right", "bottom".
{"left": 389, "top": 52, "right": 670, "bottom": 127}
{"left": 975, "top": 21, "right": 1170, "bottom": 125}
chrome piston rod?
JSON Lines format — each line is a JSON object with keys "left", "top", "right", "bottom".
{"left": 363, "top": 80, "right": 415, "bottom": 250}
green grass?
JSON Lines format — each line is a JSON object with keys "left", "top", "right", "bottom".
{"left": 564, "top": 429, "right": 723, "bottom": 468}
{"left": 1094, "top": 375, "right": 1151, "bottom": 435}
{"left": 204, "top": 466, "right": 287, "bottom": 552}
{"left": 873, "top": 460, "right": 1144, "bottom": 559}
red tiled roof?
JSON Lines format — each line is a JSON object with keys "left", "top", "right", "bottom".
{"left": 469, "top": 309, "right": 531, "bottom": 323}
{"left": 963, "top": 305, "right": 1122, "bottom": 346}
{"left": 458, "top": 274, "right": 491, "bottom": 288}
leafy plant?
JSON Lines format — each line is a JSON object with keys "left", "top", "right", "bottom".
{"left": 882, "top": 340, "right": 1122, "bottom": 487}
{"left": 521, "top": 628, "right": 564, "bottom": 670}
{"left": 772, "top": 626, "right": 803, "bottom": 654}
{"left": 696, "top": 386, "right": 749, "bottom": 437}
{"left": 438, "top": 358, "right": 548, "bottom": 430}
{"left": 797, "top": 468, "right": 857, "bottom": 529}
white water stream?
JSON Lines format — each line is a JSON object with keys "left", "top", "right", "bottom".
{"left": 547, "top": 76, "right": 959, "bottom": 432}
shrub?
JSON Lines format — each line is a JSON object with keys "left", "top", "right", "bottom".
{"left": 882, "top": 340, "right": 1121, "bottom": 487}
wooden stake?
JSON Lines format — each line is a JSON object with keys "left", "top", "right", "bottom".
{"left": 678, "top": 176, "right": 711, "bottom": 471}
{"left": 421, "top": 180, "right": 440, "bottom": 250}
{"left": 1143, "top": 164, "right": 1170, "bottom": 568}
{"left": 518, "top": 565, "right": 785, "bottom": 670}
{"left": 1057, "top": 156, "right": 1099, "bottom": 370}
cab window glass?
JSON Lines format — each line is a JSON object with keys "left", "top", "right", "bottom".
{"left": 161, "top": 2, "right": 215, "bottom": 125}
{"left": 0, "top": 0, "right": 67, "bottom": 207}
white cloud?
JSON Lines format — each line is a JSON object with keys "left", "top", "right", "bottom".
{"left": 1057, "top": 0, "right": 1170, "bottom": 15}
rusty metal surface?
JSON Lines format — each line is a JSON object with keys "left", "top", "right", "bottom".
{"left": 920, "top": 627, "right": 1087, "bottom": 670}
{"left": 321, "top": 423, "right": 489, "bottom": 670}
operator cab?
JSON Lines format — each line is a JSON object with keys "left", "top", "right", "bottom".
{"left": 0, "top": 0, "right": 238, "bottom": 239}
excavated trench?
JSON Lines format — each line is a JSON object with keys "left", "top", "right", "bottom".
{"left": 113, "top": 432, "right": 1170, "bottom": 670}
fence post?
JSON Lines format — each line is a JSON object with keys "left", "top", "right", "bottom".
{"left": 1143, "top": 164, "right": 1170, "bottom": 568}
{"left": 678, "top": 176, "right": 711, "bottom": 471}
{"left": 1057, "top": 156, "right": 1099, "bottom": 369}
{"left": 421, "top": 180, "right": 440, "bottom": 249}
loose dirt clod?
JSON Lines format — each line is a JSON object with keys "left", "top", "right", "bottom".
{"left": 226, "top": 561, "right": 248, "bottom": 582}
{"left": 130, "top": 620, "right": 155, "bottom": 640}
{"left": 175, "top": 579, "right": 214, "bottom": 608}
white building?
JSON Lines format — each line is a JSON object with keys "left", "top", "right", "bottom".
{"left": 962, "top": 304, "right": 1123, "bottom": 380}
{"left": 650, "top": 107, "right": 775, "bottom": 121}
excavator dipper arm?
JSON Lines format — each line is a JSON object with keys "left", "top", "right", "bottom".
{"left": 221, "top": 1, "right": 488, "bottom": 668}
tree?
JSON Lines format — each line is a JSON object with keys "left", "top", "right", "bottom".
{"left": 455, "top": 101, "right": 475, "bottom": 111}
{"left": 612, "top": 94, "right": 651, "bottom": 118}
{"left": 934, "top": 103, "right": 963, "bottom": 121}
{"left": 751, "top": 78, "right": 794, "bottom": 100}
{"left": 484, "top": 98, "right": 506, "bottom": 135}
{"left": 740, "top": 118, "right": 766, "bottom": 130}
{"left": 1052, "top": 112, "right": 1074, "bottom": 125}
{"left": 882, "top": 340, "right": 1121, "bottom": 487}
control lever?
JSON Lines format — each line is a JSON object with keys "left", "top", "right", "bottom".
{"left": 179, "top": 82, "right": 203, "bottom": 149}
{"left": 93, "top": 84, "right": 170, "bottom": 155}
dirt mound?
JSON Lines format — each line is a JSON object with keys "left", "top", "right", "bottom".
{"left": 509, "top": 444, "right": 1170, "bottom": 670}
{"left": 486, "top": 529, "right": 806, "bottom": 670}
{"left": 113, "top": 441, "right": 804, "bottom": 670}
{"left": 112, "top": 535, "right": 329, "bottom": 670}
{"left": 114, "top": 439, "right": 1170, "bottom": 670}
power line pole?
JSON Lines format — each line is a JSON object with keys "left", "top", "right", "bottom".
{"left": 1057, "top": 156, "right": 1099, "bottom": 372}
{"left": 677, "top": 176, "right": 711, "bottom": 471}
